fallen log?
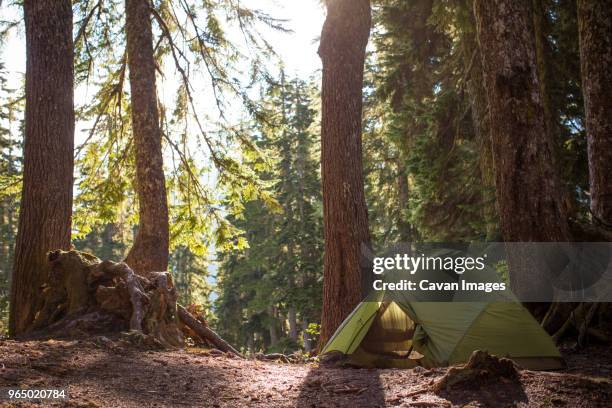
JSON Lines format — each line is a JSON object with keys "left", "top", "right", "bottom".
{"left": 254, "top": 352, "right": 290, "bottom": 363}
{"left": 177, "top": 305, "right": 243, "bottom": 358}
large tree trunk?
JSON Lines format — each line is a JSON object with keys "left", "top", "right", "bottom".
{"left": 571, "top": 0, "right": 612, "bottom": 346}
{"left": 474, "top": 0, "right": 570, "bottom": 243}
{"left": 474, "top": 0, "right": 572, "bottom": 305}
{"left": 9, "top": 0, "right": 74, "bottom": 336}
{"left": 577, "top": 0, "right": 612, "bottom": 225}
{"left": 124, "top": 0, "right": 169, "bottom": 276}
{"left": 317, "top": 0, "right": 372, "bottom": 348}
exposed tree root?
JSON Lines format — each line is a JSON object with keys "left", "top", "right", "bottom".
{"left": 548, "top": 302, "right": 611, "bottom": 347}
{"left": 569, "top": 219, "right": 612, "bottom": 242}
{"left": 542, "top": 302, "right": 578, "bottom": 334}
{"left": 22, "top": 250, "right": 241, "bottom": 356}
{"left": 536, "top": 219, "right": 612, "bottom": 347}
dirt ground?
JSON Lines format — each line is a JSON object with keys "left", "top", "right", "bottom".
{"left": 0, "top": 337, "right": 610, "bottom": 408}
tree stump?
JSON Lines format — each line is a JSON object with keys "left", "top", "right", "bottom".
{"left": 433, "top": 350, "right": 520, "bottom": 392}
{"left": 23, "top": 250, "right": 242, "bottom": 357}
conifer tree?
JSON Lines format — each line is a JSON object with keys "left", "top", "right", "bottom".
{"left": 366, "top": 0, "right": 496, "bottom": 243}
{"left": 0, "top": 62, "right": 22, "bottom": 331}
{"left": 318, "top": 0, "right": 372, "bottom": 349}
{"left": 473, "top": 0, "right": 572, "bottom": 308}
{"left": 123, "top": 0, "right": 169, "bottom": 275}
{"left": 474, "top": 0, "right": 571, "bottom": 243}
{"left": 9, "top": 0, "right": 75, "bottom": 335}
{"left": 216, "top": 78, "right": 323, "bottom": 352}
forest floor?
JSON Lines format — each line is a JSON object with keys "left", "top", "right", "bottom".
{"left": 0, "top": 337, "right": 610, "bottom": 408}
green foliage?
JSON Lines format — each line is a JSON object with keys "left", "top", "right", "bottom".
{"left": 542, "top": 0, "right": 589, "bottom": 213}
{"left": 71, "top": 0, "right": 286, "bottom": 257}
{"left": 364, "top": 0, "right": 586, "bottom": 245}
{"left": 0, "top": 0, "right": 288, "bottom": 325}
{"left": 215, "top": 76, "right": 323, "bottom": 352}
{"left": 405, "top": 89, "right": 489, "bottom": 241}
{"left": 170, "top": 245, "right": 213, "bottom": 315}
{"left": 495, "top": 260, "right": 510, "bottom": 286}
{"left": 73, "top": 223, "right": 127, "bottom": 261}
{"left": 0, "top": 61, "right": 22, "bottom": 200}
{"left": 267, "top": 337, "right": 300, "bottom": 355}
{"left": 365, "top": 0, "right": 497, "bottom": 243}
{"left": 306, "top": 322, "right": 320, "bottom": 336}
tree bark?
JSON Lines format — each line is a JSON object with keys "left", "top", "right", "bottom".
{"left": 573, "top": 1, "right": 612, "bottom": 343}
{"left": 124, "top": 0, "right": 169, "bottom": 276}
{"left": 318, "top": 0, "right": 372, "bottom": 348}
{"left": 9, "top": 0, "right": 74, "bottom": 336}
{"left": 473, "top": 0, "right": 571, "bottom": 243}
{"left": 474, "top": 0, "right": 572, "bottom": 304}
{"left": 577, "top": 0, "right": 612, "bottom": 225}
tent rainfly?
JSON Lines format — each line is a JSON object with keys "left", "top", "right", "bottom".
{"left": 321, "top": 300, "right": 564, "bottom": 370}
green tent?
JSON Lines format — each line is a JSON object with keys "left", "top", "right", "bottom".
{"left": 321, "top": 299, "right": 564, "bottom": 370}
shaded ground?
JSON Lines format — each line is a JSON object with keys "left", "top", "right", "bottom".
{"left": 0, "top": 338, "right": 610, "bottom": 407}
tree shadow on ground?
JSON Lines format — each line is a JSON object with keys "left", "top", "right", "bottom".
{"left": 3, "top": 338, "right": 242, "bottom": 407}
{"left": 296, "top": 364, "right": 385, "bottom": 408}
{"left": 68, "top": 349, "right": 238, "bottom": 406}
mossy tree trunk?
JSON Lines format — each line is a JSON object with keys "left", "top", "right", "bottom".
{"left": 474, "top": 0, "right": 572, "bottom": 305}
{"left": 474, "top": 0, "right": 571, "bottom": 243}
